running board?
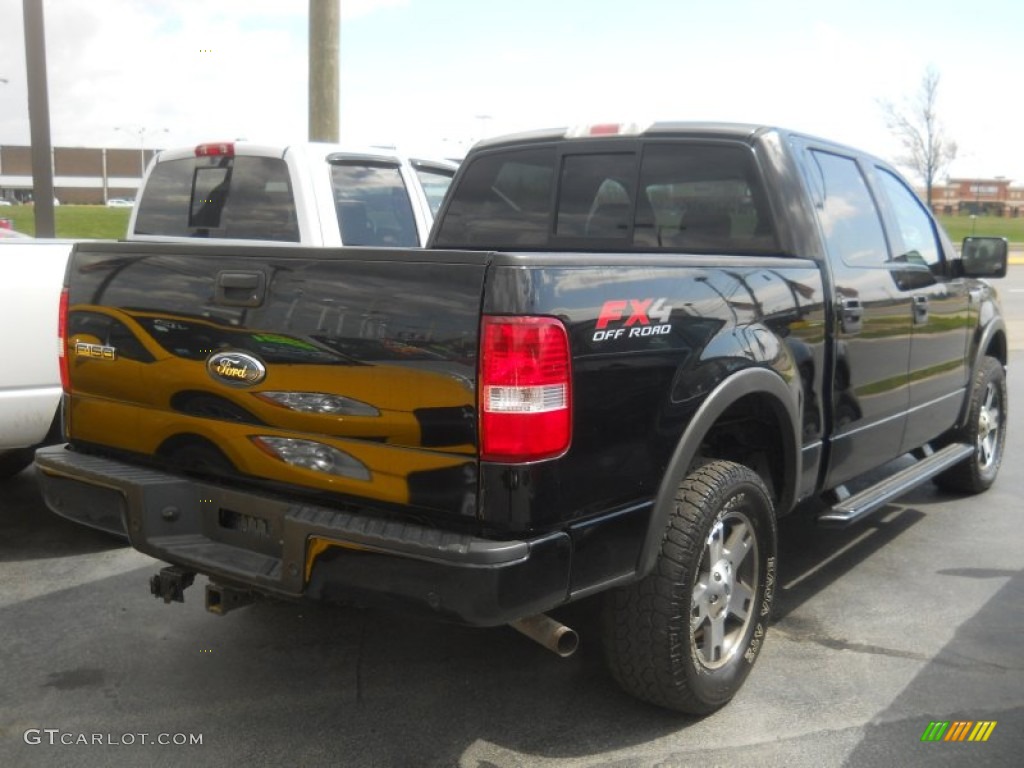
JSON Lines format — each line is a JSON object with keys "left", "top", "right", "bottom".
{"left": 818, "top": 443, "right": 974, "bottom": 528}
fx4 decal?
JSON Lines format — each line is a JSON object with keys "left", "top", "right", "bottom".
{"left": 593, "top": 298, "right": 673, "bottom": 341}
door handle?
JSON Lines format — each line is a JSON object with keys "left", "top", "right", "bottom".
{"left": 215, "top": 270, "right": 266, "bottom": 308}
{"left": 840, "top": 297, "right": 863, "bottom": 334}
{"left": 912, "top": 294, "right": 929, "bottom": 325}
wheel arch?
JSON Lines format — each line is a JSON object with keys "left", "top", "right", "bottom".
{"left": 959, "top": 318, "right": 1007, "bottom": 429}
{"left": 637, "top": 366, "right": 800, "bottom": 578}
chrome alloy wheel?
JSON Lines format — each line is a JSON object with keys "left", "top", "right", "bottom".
{"left": 690, "top": 510, "right": 759, "bottom": 669}
{"left": 977, "top": 381, "right": 1002, "bottom": 470}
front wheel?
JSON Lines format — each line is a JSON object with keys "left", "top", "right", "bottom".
{"left": 935, "top": 356, "right": 1007, "bottom": 494}
{"left": 602, "top": 460, "right": 777, "bottom": 714}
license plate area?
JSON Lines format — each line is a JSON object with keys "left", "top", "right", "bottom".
{"left": 202, "top": 491, "right": 283, "bottom": 557}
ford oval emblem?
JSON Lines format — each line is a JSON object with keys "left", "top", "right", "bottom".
{"left": 206, "top": 351, "right": 267, "bottom": 387}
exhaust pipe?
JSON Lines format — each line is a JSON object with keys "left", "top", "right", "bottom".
{"left": 509, "top": 614, "right": 579, "bottom": 658}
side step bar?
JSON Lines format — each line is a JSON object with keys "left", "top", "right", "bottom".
{"left": 818, "top": 443, "right": 974, "bottom": 528}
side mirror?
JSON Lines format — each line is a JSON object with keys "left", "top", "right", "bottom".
{"left": 960, "top": 236, "right": 1008, "bottom": 278}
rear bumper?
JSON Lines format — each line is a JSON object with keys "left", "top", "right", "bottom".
{"left": 34, "top": 445, "right": 572, "bottom": 626}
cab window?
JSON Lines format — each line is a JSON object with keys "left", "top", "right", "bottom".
{"left": 413, "top": 165, "right": 456, "bottom": 217}
{"left": 876, "top": 168, "right": 941, "bottom": 268}
{"left": 806, "top": 150, "right": 889, "bottom": 267}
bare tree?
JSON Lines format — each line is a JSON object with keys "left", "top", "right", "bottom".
{"left": 879, "top": 66, "right": 957, "bottom": 207}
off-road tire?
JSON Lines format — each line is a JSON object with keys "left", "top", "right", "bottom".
{"left": 0, "top": 449, "right": 34, "bottom": 480}
{"left": 935, "top": 356, "right": 1006, "bottom": 494}
{"left": 602, "top": 460, "right": 777, "bottom": 714}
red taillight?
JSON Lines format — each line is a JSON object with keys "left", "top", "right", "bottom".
{"left": 58, "top": 287, "right": 70, "bottom": 392}
{"left": 195, "top": 142, "right": 234, "bottom": 158}
{"left": 565, "top": 122, "right": 646, "bottom": 139}
{"left": 588, "top": 123, "right": 622, "bottom": 136}
{"left": 479, "top": 316, "right": 572, "bottom": 463}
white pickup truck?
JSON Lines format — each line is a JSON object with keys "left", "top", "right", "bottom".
{"left": 128, "top": 141, "right": 456, "bottom": 246}
{"left": 0, "top": 141, "right": 457, "bottom": 478}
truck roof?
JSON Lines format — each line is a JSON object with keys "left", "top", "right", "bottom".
{"left": 471, "top": 121, "right": 772, "bottom": 150}
{"left": 153, "top": 140, "right": 458, "bottom": 172}
{"left": 468, "top": 121, "right": 880, "bottom": 171}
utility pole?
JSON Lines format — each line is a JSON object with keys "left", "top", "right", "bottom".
{"left": 308, "top": 0, "right": 339, "bottom": 142}
{"left": 22, "top": 0, "right": 56, "bottom": 236}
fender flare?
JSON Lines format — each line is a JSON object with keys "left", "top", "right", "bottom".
{"left": 637, "top": 366, "right": 801, "bottom": 578}
{"left": 959, "top": 316, "right": 1007, "bottom": 429}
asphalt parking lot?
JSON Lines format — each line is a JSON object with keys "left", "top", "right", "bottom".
{"left": 2, "top": 368, "right": 1022, "bottom": 767}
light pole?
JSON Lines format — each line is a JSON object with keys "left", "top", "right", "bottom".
{"left": 115, "top": 126, "right": 169, "bottom": 178}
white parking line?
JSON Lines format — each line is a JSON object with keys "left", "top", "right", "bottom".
{"left": 0, "top": 548, "right": 155, "bottom": 609}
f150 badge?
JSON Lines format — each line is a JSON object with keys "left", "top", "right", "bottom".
{"left": 74, "top": 341, "right": 117, "bottom": 360}
{"left": 593, "top": 298, "right": 673, "bottom": 342}
{"left": 206, "top": 351, "right": 267, "bottom": 387}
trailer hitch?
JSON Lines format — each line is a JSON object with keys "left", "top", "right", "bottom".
{"left": 205, "top": 582, "right": 258, "bottom": 615}
{"left": 149, "top": 566, "right": 196, "bottom": 604}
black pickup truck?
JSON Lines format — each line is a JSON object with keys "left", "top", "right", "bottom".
{"left": 36, "top": 122, "right": 1009, "bottom": 714}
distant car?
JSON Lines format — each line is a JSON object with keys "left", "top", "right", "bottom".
{"left": 106, "top": 198, "right": 134, "bottom": 208}
{"left": 0, "top": 200, "right": 12, "bottom": 206}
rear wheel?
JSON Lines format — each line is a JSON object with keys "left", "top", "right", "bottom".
{"left": 935, "top": 356, "right": 1006, "bottom": 494}
{"left": 602, "top": 460, "right": 777, "bottom": 714}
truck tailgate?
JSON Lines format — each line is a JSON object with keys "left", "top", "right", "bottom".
{"left": 64, "top": 242, "right": 488, "bottom": 520}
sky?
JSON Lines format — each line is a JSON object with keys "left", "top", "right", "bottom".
{"left": 1, "top": 0, "right": 1022, "bottom": 184}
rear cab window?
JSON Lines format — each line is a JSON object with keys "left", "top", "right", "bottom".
{"left": 133, "top": 154, "right": 300, "bottom": 241}
{"left": 433, "top": 140, "right": 778, "bottom": 253}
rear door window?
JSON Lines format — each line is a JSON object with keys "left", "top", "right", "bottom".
{"left": 134, "top": 155, "right": 300, "bottom": 241}
{"left": 806, "top": 150, "right": 890, "bottom": 267}
{"left": 330, "top": 161, "right": 419, "bottom": 246}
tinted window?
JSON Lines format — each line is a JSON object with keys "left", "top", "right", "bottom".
{"left": 876, "top": 168, "right": 941, "bottom": 267}
{"left": 432, "top": 147, "right": 556, "bottom": 248}
{"left": 189, "top": 167, "right": 229, "bottom": 228}
{"left": 807, "top": 151, "right": 889, "bottom": 267}
{"left": 634, "top": 144, "right": 777, "bottom": 252}
{"left": 330, "top": 162, "right": 418, "bottom": 247}
{"left": 134, "top": 156, "right": 300, "bottom": 242}
{"left": 434, "top": 141, "right": 776, "bottom": 253}
{"left": 414, "top": 166, "right": 455, "bottom": 217}
{"left": 556, "top": 153, "right": 636, "bottom": 238}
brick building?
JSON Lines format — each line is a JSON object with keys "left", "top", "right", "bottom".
{"left": 0, "top": 144, "right": 161, "bottom": 204}
{"left": 925, "top": 177, "right": 1024, "bottom": 217}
